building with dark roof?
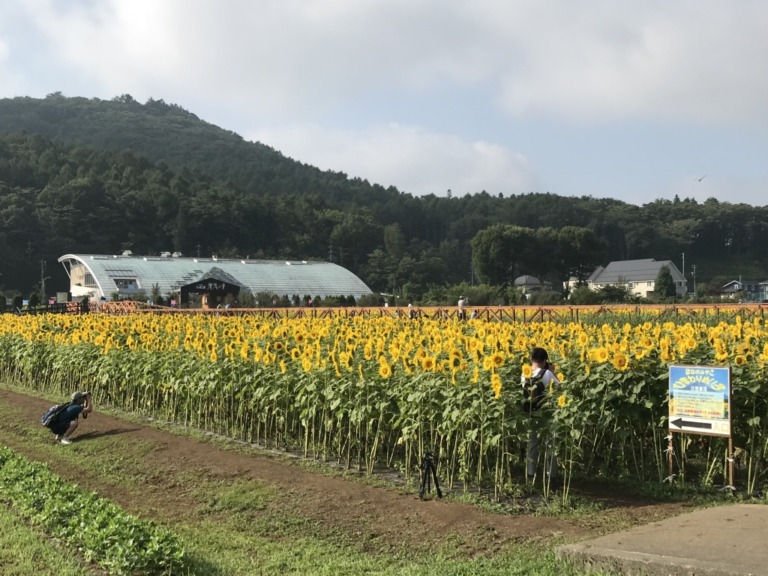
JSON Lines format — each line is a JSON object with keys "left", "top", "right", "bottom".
{"left": 720, "top": 279, "right": 763, "bottom": 302}
{"left": 586, "top": 258, "right": 686, "bottom": 298}
{"left": 513, "top": 275, "right": 553, "bottom": 298}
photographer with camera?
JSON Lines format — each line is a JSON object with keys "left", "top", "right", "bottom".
{"left": 48, "top": 391, "right": 93, "bottom": 445}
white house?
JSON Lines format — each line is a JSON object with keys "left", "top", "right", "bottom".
{"left": 586, "top": 259, "right": 686, "bottom": 298}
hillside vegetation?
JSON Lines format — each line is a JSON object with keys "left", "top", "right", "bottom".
{"left": 0, "top": 94, "right": 766, "bottom": 300}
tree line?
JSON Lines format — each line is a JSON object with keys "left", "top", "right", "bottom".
{"left": 0, "top": 95, "right": 767, "bottom": 303}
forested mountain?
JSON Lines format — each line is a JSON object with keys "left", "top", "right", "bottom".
{"left": 0, "top": 94, "right": 766, "bottom": 301}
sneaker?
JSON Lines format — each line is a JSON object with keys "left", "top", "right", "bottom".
{"left": 59, "top": 438, "right": 73, "bottom": 445}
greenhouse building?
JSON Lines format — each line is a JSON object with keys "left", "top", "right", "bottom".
{"left": 58, "top": 253, "right": 373, "bottom": 303}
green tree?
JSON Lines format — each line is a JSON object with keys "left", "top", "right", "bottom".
{"left": 383, "top": 223, "right": 406, "bottom": 260}
{"left": 597, "top": 284, "right": 630, "bottom": 303}
{"left": 556, "top": 226, "right": 606, "bottom": 283}
{"left": 569, "top": 285, "right": 601, "bottom": 305}
{"left": 150, "top": 283, "right": 162, "bottom": 304}
{"left": 471, "top": 224, "right": 538, "bottom": 285}
{"left": 654, "top": 265, "right": 677, "bottom": 298}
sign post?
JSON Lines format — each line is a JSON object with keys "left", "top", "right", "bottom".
{"left": 668, "top": 365, "right": 733, "bottom": 487}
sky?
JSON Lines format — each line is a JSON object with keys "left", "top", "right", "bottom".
{"left": 1, "top": 0, "right": 767, "bottom": 206}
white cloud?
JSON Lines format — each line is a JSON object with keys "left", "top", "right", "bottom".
{"left": 12, "top": 0, "right": 768, "bottom": 128}
{"left": 490, "top": 1, "right": 768, "bottom": 127}
{"left": 0, "top": 38, "right": 8, "bottom": 78}
{"left": 249, "top": 123, "right": 536, "bottom": 196}
{"left": 1, "top": 0, "right": 767, "bottom": 204}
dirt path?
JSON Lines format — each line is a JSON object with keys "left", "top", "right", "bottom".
{"left": 0, "top": 388, "right": 688, "bottom": 557}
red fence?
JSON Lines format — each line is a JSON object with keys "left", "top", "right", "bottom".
{"left": 113, "top": 303, "right": 768, "bottom": 323}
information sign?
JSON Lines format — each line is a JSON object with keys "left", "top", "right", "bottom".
{"left": 668, "top": 365, "right": 731, "bottom": 437}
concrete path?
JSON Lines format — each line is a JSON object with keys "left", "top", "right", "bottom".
{"left": 558, "top": 504, "right": 768, "bottom": 576}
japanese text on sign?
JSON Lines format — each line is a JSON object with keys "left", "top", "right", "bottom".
{"left": 669, "top": 365, "right": 731, "bottom": 437}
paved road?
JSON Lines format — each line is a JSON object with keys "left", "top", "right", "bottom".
{"left": 558, "top": 503, "right": 768, "bottom": 576}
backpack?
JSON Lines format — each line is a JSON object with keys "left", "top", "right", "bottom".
{"left": 40, "top": 402, "right": 72, "bottom": 428}
{"left": 522, "top": 369, "right": 550, "bottom": 414}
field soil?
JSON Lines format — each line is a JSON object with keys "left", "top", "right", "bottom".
{"left": 0, "top": 388, "right": 691, "bottom": 558}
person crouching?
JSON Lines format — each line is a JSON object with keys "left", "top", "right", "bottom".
{"left": 52, "top": 391, "right": 93, "bottom": 445}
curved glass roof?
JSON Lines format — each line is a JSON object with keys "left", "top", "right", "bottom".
{"left": 58, "top": 254, "right": 373, "bottom": 300}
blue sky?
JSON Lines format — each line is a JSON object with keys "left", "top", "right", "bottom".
{"left": 1, "top": 0, "right": 766, "bottom": 206}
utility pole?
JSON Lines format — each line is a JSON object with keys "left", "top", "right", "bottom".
{"left": 40, "top": 259, "right": 46, "bottom": 305}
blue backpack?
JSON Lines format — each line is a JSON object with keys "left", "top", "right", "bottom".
{"left": 41, "top": 402, "right": 71, "bottom": 428}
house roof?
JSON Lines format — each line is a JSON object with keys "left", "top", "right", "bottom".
{"left": 589, "top": 259, "right": 683, "bottom": 284}
{"left": 586, "top": 265, "right": 604, "bottom": 283}
{"left": 721, "top": 280, "right": 762, "bottom": 291}
{"left": 513, "top": 275, "right": 542, "bottom": 286}
{"left": 58, "top": 254, "right": 373, "bottom": 300}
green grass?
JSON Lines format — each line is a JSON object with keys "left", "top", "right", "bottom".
{"left": 0, "top": 385, "right": 622, "bottom": 575}
{"left": 0, "top": 502, "right": 92, "bottom": 576}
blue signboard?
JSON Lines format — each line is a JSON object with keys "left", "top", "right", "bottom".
{"left": 668, "top": 365, "right": 731, "bottom": 437}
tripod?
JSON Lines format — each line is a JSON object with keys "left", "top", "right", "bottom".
{"left": 419, "top": 451, "right": 443, "bottom": 500}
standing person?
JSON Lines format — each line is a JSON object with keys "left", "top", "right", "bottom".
{"left": 50, "top": 391, "right": 93, "bottom": 445}
{"left": 457, "top": 295, "right": 467, "bottom": 320}
{"left": 521, "top": 347, "right": 559, "bottom": 482}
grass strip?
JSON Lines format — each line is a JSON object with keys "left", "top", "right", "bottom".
{"left": 0, "top": 500, "right": 92, "bottom": 576}
{"left": 0, "top": 385, "right": 616, "bottom": 575}
{"left": 0, "top": 445, "right": 187, "bottom": 575}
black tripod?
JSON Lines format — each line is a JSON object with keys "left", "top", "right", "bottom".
{"left": 419, "top": 451, "right": 443, "bottom": 500}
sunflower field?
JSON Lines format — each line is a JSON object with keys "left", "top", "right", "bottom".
{"left": 1, "top": 311, "right": 766, "bottom": 496}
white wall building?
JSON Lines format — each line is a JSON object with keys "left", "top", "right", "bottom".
{"left": 586, "top": 259, "right": 686, "bottom": 298}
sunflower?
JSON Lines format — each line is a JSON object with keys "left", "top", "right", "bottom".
{"left": 594, "top": 347, "right": 609, "bottom": 363}
{"left": 557, "top": 394, "right": 567, "bottom": 408}
{"left": 379, "top": 363, "right": 392, "bottom": 379}
{"left": 491, "top": 373, "right": 502, "bottom": 399}
{"left": 521, "top": 364, "right": 532, "bottom": 379}
{"left": 491, "top": 352, "right": 504, "bottom": 369}
{"left": 611, "top": 352, "right": 630, "bottom": 371}
{"left": 422, "top": 356, "right": 436, "bottom": 371}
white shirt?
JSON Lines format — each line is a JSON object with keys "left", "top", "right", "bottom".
{"left": 521, "top": 366, "right": 559, "bottom": 387}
